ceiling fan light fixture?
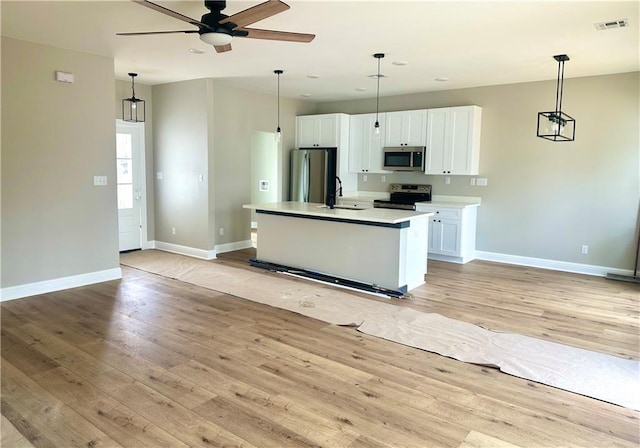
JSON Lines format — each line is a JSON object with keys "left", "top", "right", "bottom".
{"left": 122, "top": 72, "right": 145, "bottom": 123}
{"left": 537, "top": 54, "right": 575, "bottom": 142}
{"left": 199, "top": 31, "right": 233, "bottom": 46}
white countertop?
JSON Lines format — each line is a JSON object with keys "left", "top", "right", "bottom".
{"left": 244, "top": 201, "right": 432, "bottom": 224}
{"left": 417, "top": 195, "right": 481, "bottom": 209}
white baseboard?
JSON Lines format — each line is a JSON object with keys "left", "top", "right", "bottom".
{"left": 475, "top": 251, "right": 634, "bottom": 277}
{"left": 151, "top": 241, "right": 217, "bottom": 260}
{"left": 216, "top": 239, "right": 253, "bottom": 254}
{"left": 0, "top": 268, "right": 122, "bottom": 302}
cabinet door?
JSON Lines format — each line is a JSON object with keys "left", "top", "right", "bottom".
{"left": 385, "top": 110, "right": 427, "bottom": 146}
{"left": 425, "top": 106, "right": 481, "bottom": 175}
{"left": 317, "top": 115, "right": 338, "bottom": 147}
{"left": 348, "top": 115, "right": 368, "bottom": 173}
{"left": 385, "top": 112, "right": 405, "bottom": 146}
{"left": 448, "top": 106, "right": 476, "bottom": 175}
{"left": 404, "top": 110, "right": 427, "bottom": 146}
{"left": 297, "top": 116, "right": 318, "bottom": 147}
{"left": 348, "top": 114, "right": 388, "bottom": 173}
{"left": 429, "top": 217, "right": 461, "bottom": 256}
{"left": 425, "top": 109, "right": 448, "bottom": 174}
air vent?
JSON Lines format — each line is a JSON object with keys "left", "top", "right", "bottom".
{"left": 594, "top": 19, "right": 628, "bottom": 30}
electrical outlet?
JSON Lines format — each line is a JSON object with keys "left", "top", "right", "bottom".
{"left": 581, "top": 245, "right": 589, "bottom": 254}
{"left": 476, "top": 177, "right": 488, "bottom": 186}
{"left": 219, "top": 228, "right": 224, "bottom": 236}
{"left": 445, "top": 176, "right": 451, "bottom": 185}
{"left": 470, "top": 178, "right": 476, "bottom": 186}
{"left": 172, "top": 227, "right": 176, "bottom": 235}
{"left": 363, "top": 175, "right": 368, "bottom": 182}
{"left": 381, "top": 175, "right": 386, "bottom": 183}
{"left": 93, "top": 175, "right": 107, "bottom": 186}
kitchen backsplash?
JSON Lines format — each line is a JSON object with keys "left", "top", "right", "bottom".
{"left": 357, "top": 172, "right": 487, "bottom": 196}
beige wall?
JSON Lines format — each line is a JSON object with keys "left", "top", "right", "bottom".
{"left": 150, "top": 79, "right": 314, "bottom": 250}
{"left": 1, "top": 37, "right": 120, "bottom": 287}
{"left": 317, "top": 72, "right": 640, "bottom": 269}
{"left": 211, "top": 82, "right": 315, "bottom": 245}
{"left": 152, "top": 79, "right": 212, "bottom": 250}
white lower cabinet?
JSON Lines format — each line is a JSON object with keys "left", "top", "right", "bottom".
{"left": 415, "top": 203, "right": 479, "bottom": 264}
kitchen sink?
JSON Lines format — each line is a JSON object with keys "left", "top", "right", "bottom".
{"left": 317, "top": 205, "right": 369, "bottom": 210}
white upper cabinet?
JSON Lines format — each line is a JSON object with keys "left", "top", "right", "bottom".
{"left": 424, "top": 106, "right": 482, "bottom": 175}
{"left": 384, "top": 110, "right": 428, "bottom": 147}
{"left": 348, "top": 113, "right": 390, "bottom": 173}
{"left": 296, "top": 114, "right": 339, "bottom": 148}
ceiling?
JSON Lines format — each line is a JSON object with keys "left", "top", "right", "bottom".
{"left": 2, "top": 1, "right": 638, "bottom": 102}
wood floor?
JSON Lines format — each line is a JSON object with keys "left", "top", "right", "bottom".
{"left": 2, "top": 248, "right": 639, "bottom": 447}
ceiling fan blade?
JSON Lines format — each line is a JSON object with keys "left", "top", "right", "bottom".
{"left": 238, "top": 27, "right": 315, "bottom": 43}
{"left": 219, "top": 0, "right": 289, "bottom": 28}
{"left": 131, "top": 0, "right": 215, "bottom": 32}
{"left": 214, "top": 44, "right": 232, "bottom": 53}
{"left": 117, "top": 30, "right": 199, "bottom": 36}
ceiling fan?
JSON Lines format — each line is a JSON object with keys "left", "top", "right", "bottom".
{"left": 117, "top": 0, "right": 315, "bottom": 53}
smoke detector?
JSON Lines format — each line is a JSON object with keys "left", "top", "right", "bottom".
{"left": 594, "top": 19, "right": 628, "bottom": 31}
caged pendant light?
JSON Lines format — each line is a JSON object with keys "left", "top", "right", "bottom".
{"left": 274, "top": 69, "right": 283, "bottom": 142}
{"left": 537, "top": 54, "right": 575, "bottom": 142}
{"left": 122, "top": 72, "right": 145, "bottom": 123}
{"left": 373, "top": 53, "right": 385, "bottom": 137}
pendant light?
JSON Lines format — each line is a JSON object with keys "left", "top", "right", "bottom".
{"left": 122, "top": 72, "right": 145, "bottom": 123}
{"left": 537, "top": 54, "right": 575, "bottom": 142}
{"left": 274, "top": 69, "right": 283, "bottom": 142}
{"left": 372, "top": 53, "right": 385, "bottom": 137}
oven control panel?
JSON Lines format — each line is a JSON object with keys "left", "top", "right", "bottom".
{"left": 389, "top": 184, "right": 432, "bottom": 194}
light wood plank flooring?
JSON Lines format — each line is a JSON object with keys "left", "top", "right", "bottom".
{"left": 2, "top": 248, "right": 639, "bottom": 447}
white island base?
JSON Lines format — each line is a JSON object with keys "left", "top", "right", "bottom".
{"left": 244, "top": 202, "right": 432, "bottom": 297}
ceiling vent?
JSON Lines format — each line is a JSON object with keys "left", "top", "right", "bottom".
{"left": 594, "top": 19, "right": 628, "bottom": 30}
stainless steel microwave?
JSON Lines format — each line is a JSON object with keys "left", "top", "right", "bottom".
{"left": 383, "top": 146, "right": 425, "bottom": 171}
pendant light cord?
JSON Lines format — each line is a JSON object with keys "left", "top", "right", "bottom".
{"left": 555, "top": 59, "right": 565, "bottom": 116}
{"left": 375, "top": 56, "right": 381, "bottom": 122}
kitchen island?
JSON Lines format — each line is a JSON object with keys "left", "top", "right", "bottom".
{"left": 242, "top": 201, "right": 433, "bottom": 296}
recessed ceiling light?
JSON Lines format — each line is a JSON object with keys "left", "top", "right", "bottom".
{"left": 306, "top": 74, "right": 320, "bottom": 79}
{"left": 435, "top": 77, "right": 449, "bottom": 82}
{"left": 300, "top": 93, "right": 312, "bottom": 97}
{"left": 392, "top": 61, "right": 409, "bottom": 66}
{"left": 355, "top": 87, "right": 367, "bottom": 92}
{"left": 188, "top": 48, "right": 206, "bottom": 54}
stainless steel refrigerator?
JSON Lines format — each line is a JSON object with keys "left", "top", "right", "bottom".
{"left": 289, "top": 148, "right": 337, "bottom": 207}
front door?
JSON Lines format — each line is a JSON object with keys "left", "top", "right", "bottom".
{"left": 116, "top": 121, "right": 145, "bottom": 251}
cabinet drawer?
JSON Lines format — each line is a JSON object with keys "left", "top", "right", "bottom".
{"left": 417, "top": 207, "right": 461, "bottom": 220}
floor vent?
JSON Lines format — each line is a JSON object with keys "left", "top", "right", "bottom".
{"left": 594, "top": 19, "right": 628, "bottom": 30}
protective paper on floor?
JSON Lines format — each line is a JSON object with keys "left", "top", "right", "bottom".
{"left": 120, "top": 250, "right": 640, "bottom": 411}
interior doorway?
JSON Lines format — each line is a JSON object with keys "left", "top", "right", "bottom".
{"left": 116, "top": 120, "right": 147, "bottom": 251}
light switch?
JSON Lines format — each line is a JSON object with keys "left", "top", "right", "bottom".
{"left": 55, "top": 71, "right": 74, "bottom": 83}
{"left": 476, "top": 177, "right": 488, "bottom": 186}
{"left": 93, "top": 176, "right": 107, "bottom": 186}
{"left": 156, "top": 172, "right": 163, "bottom": 180}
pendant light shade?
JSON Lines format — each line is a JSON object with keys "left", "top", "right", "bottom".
{"left": 274, "top": 70, "right": 283, "bottom": 142}
{"left": 122, "top": 73, "right": 145, "bottom": 123}
{"left": 373, "top": 53, "right": 385, "bottom": 138}
{"left": 537, "top": 54, "right": 575, "bottom": 142}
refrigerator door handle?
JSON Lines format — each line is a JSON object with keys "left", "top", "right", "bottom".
{"left": 303, "top": 152, "right": 309, "bottom": 202}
